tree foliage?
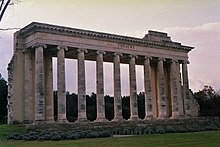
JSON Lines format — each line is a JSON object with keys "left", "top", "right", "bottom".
{"left": 194, "top": 86, "right": 220, "bottom": 117}
{"left": 53, "top": 91, "right": 146, "bottom": 121}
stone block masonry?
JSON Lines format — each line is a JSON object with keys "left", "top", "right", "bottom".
{"left": 7, "top": 22, "right": 196, "bottom": 124}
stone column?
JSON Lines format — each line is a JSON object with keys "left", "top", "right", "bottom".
{"left": 24, "top": 49, "right": 34, "bottom": 123}
{"left": 182, "top": 60, "right": 191, "bottom": 116}
{"left": 77, "top": 48, "right": 88, "bottom": 122}
{"left": 95, "top": 50, "right": 106, "bottom": 122}
{"left": 45, "top": 55, "right": 54, "bottom": 122}
{"left": 170, "top": 60, "right": 180, "bottom": 118}
{"left": 34, "top": 44, "right": 47, "bottom": 122}
{"left": 177, "top": 62, "right": 184, "bottom": 116}
{"left": 157, "top": 58, "right": 167, "bottom": 119}
{"left": 57, "top": 46, "right": 68, "bottom": 122}
{"left": 128, "top": 55, "right": 138, "bottom": 121}
{"left": 113, "top": 53, "right": 123, "bottom": 121}
{"left": 144, "top": 56, "right": 153, "bottom": 120}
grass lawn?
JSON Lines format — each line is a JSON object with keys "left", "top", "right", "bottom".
{"left": 0, "top": 124, "right": 25, "bottom": 140}
{"left": 0, "top": 125, "right": 220, "bottom": 147}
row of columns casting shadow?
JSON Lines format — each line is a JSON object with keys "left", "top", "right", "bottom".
{"left": 30, "top": 44, "right": 190, "bottom": 123}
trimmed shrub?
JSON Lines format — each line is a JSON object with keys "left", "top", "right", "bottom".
{"left": 165, "top": 126, "right": 176, "bottom": 133}
{"left": 144, "top": 126, "right": 154, "bottom": 134}
{"left": 175, "top": 125, "right": 187, "bottom": 133}
{"left": 112, "top": 128, "right": 121, "bottom": 135}
{"left": 51, "top": 135, "right": 62, "bottom": 141}
{"left": 155, "top": 126, "right": 166, "bottom": 134}
{"left": 99, "top": 131, "right": 111, "bottom": 138}
{"left": 186, "top": 124, "right": 201, "bottom": 132}
{"left": 121, "top": 128, "right": 131, "bottom": 135}
{"left": 204, "top": 124, "right": 218, "bottom": 131}
{"left": 133, "top": 126, "right": 144, "bottom": 135}
{"left": 85, "top": 131, "right": 100, "bottom": 138}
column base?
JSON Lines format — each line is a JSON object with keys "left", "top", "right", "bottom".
{"left": 45, "top": 118, "right": 55, "bottom": 123}
{"left": 170, "top": 112, "right": 180, "bottom": 119}
{"left": 128, "top": 115, "right": 139, "bottom": 121}
{"left": 157, "top": 112, "right": 167, "bottom": 120}
{"left": 57, "top": 119, "right": 69, "bottom": 123}
{"left": 144, "top": 112, "right": 153, "bottom": 120}
{"left": 94, "top": 117, "right": 108, "bottom": 122}
{"left": 76, "top": 117, "right": 88, "bottom": 122}
{"left": 144, "top": 115, "right": 153, "bottom": 120}
{"left": 112, "top": 116, "right": 124, "bottom": 122}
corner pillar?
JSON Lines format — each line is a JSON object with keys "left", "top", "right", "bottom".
{"left": 34, "top": 44, "right": 47, "bottom": 122}
{"left": 24, "top": 49, "right": 34, "bottom": 123}
{"left": 182, "top": 60, "right": 191, "bottom": 117}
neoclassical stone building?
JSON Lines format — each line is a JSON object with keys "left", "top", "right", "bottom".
{"left": 8, "top": 22, "right": 197, "bottom": 124}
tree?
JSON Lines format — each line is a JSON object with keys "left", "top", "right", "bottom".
{"left": 0, "top": 74, "right": 8, "bottom": 124}
{"left": 194, "top": 86, "right": 220, "bottom": 118}
{"left": 0, "top": 0, "right": 11, "bottom": 22}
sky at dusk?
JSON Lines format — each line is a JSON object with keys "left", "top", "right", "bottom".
{"left": 0, "top": 0, "right": 220, "bottom": 95}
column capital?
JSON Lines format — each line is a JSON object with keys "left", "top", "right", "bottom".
{"left": 77, "top": 48, "right": 88, "bottom": 54}
{"left": 22, "top": 48, "right": 32, "bottom": 53}
{"left": 113, "top": 52, "right": 123, "bottom": 57}
{"left": 171, "top": 59, "right": 178, "bottom": 63}
{"left": 158, "top": 57, "right": 166, "bottom": 62}
{"left": 180, "top": 60, "right": 190, "bottom": 64}
{"left": 96, "top": 50, "right": 106, "bottom": 55}
{"left": 57, "top": 45, "right": 68, "bottom": 51}
{"left": 32, "top": 43, "right": 47, "bottom": 49}
{"left": 129, "top": 54, "right": 138, "bottom": 59}
{"left": 144, "top": 56, "right": 152, "bottom": 61}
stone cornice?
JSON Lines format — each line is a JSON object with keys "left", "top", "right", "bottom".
{"left": 17, "top": 22, "right": 194, "bottom": 52}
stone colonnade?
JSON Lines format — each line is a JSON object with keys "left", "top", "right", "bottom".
{"left": 26, "top": 43, "right": 190, "bottom": 123}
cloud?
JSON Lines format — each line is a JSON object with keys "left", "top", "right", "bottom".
{"left": 164, "top": 22, "right": 220, "bottom": 91}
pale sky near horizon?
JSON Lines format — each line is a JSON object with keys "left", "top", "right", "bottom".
{"left": 0, "top": 0, "right": 220, "bottom": 95}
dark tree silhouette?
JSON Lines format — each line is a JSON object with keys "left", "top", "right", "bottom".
{"left": 122, "top": 96, "right": 130, "bottom": 120}
{"left": 194, "top": 86, "right": 220, "bottom": 119}
{"left": 0, "top": 74, "right": 7, "bottom": 124}
{"left": 105, "top": 95, "right": 114, "bottom": 121}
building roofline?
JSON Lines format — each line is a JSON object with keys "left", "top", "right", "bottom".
{"left": 18, "top": 22, "right": 194, "bottom": 52}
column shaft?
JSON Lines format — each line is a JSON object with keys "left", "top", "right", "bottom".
{"left": 24, "top": 50, "right": 34, "bottom": 123}
{"left": 57, "top": 46, "right": 67, "bottom": 122}
{"left": 177, "top": 62, "right": 184, "bottom": 116}
{"left": 157, "top": 58, "right": 167, "bottom": 119}
{"left": 170, "top": 60, "right": 180, "bottom": 118}
{"left": 129, "top": 55, "right": 138, "bottom": 120}
{"left": 113, "top": 53, "right": 123, "bottom": 121}
{"left": 77, "top": 49, "right": 87, "bottom": 121}
{"left": 35, "top": 45, "right": 45, "bottom": 121}
{"left": 182, "top": 61, "right": 191, "bottom": 116}
{"left": 144, "top": 57, "right": 153, "bottom": 119}
{"left": 45, "top": 55, "right": 54, "bottom": 121}
{"left": 95, "top": 51, "right": 106, "bottom": 122}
